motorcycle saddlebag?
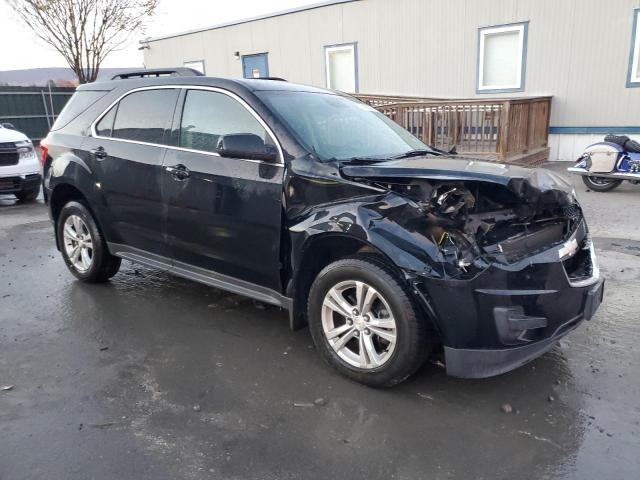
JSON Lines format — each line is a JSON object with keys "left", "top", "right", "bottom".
{"left": 584, "top": 144, "right": 619, "bottom": 173}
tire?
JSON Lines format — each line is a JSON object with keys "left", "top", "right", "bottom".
{"left": 308, "top": 256, "right": 432, "bottom": 387}
{"left": 582, "top": 175, "right": 622, "bottom": 192}
{"left": 15, "top": 186, "right": 39, "bottom": 202}
{"left": 57, "top": 201, "right": 121, "bottom": 282}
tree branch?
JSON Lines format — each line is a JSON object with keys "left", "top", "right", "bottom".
{"left": 7, "top": 0, "right": 159, "bottom": 84}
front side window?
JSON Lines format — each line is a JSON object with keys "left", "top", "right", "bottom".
{"left": 111, "top": 89, "right": 179, "bottom": 144}
{"left": 477, "top": 23, "right": 528, "bottom": 92}
{"left": 179, "top": 89, "right": 270, "bottom": 154}
{"left": 628, "top": 9, "right": 640, "bottom": 87}
{"left": 325, "top": 43, "right": 358, "bottom": 93}
{"left": 257, "top": 91, "right": 428, "bottom": 161}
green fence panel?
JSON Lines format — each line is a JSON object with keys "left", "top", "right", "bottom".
{"left": 0, "top": 86, "right": 75, "bottom": 141}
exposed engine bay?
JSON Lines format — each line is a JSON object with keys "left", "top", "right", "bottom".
{"left": 373, "top": 178, "right": 583, "bottom": 279}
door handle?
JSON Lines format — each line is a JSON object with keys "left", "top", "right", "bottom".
{"left": 165, "top": 164, "right": 190, "bottom": 180}
{"left": 90, "top": 147, "right": 107, "bottom": 160}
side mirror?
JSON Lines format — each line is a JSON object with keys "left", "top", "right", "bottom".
{"left": 1, "top": 122, "right": 16, "bottom": 130}
{"left": 216, "top": 133, "right": 278, "bottom": 162}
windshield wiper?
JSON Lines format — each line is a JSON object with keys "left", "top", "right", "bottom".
{"left": 329, "top": 156, "right": 390, "bottom": 164}
{"left": 390, "top": 148, "right": 439, "bottom": 160}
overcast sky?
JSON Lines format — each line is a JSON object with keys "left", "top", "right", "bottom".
{"left": 0, "top": 0, "right": 321, "bottom": 70}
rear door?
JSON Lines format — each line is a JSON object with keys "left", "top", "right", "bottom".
{"left": 85, "top": 87, "right": 179, "bottom": 256}
{"left": 162, "top": 87, "right": 284, "bottom": 291}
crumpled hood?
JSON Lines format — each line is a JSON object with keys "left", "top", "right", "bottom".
{"left": 340, "top": 156, "right": 575, "bottom": 200}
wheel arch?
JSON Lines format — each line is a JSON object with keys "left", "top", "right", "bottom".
{"left": 49, "top": 183, "right": 107, "bottom": 251}
{"left": 287, "top": 232, "right": 402, "bottom": 330}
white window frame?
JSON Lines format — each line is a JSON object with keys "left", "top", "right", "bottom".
{"left": 324, "top": 43, "right": 358, "bottom": 93}
{"left": 183, "top": 60, "right": 205, "bottom": 75}
{"left": 477, "top": 23, "right": 527, "bottom": 93}
{"left": 627, "top": 9, "right": 640, "bottom": 87}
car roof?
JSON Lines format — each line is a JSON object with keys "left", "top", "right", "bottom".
{"left": 81, "top": 75, "right": 337, "bottom": 96}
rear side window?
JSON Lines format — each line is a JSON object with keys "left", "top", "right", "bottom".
{"left": 51, "top": 90, "right": 109, "bottom": 131}
{"left": 111, "top": 89, "right": 179, "bottom": 144}
{"left": 179, "top": 89, "right": 269, "bottom": 154}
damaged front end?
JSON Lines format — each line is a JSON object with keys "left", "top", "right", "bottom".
{"left": 375, "top": 175, "right": 583, "bottom": 279}
{"left": 339, "top": 157, "right": 604, "bottom": 378}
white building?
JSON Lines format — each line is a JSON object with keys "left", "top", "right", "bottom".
{"left": 142, "top": 0, "right": 640, "bottom": 161}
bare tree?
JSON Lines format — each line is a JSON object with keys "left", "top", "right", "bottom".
{"left": 7, "top": 0, "right": 159, "bottom": 83}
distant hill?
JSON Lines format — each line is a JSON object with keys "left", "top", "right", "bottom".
{"left": 0, "top": 67, "right": 135, "bottom": 86}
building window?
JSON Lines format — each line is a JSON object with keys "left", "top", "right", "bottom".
{"left": 183, "top": 60, "right": 205, "bottom": 74}
{"left": 477, "top": 23, "right": 528, "bottom": 93}
{"left": 242, "top": 53, "right": 269, "bottom": 79}
{"left": 628, "top": 9, "right": 640, "bottom": 87}
{"left": 324, "top": 43, "right": 358, "bottom": 93}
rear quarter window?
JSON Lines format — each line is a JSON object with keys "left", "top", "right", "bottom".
{"left": 51, "top": 90, "right": 109, "bottom": 131}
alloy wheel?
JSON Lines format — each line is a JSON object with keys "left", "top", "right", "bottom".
{"left": 321, "top": 280, "right": 397, "bottom": 369}
{"left": 62, "top": 215, "right": 94, "bottom": 273}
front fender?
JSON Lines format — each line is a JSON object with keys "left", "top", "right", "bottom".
{"left": 290, "top": 192, "right": 444, "bottom": 277}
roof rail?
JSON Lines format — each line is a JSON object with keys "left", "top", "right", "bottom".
{"left": 254, "top": 77, "right": 287, "bottom": 82}
{"left": 111, "top": 68, "right": 205, "bottom": 80}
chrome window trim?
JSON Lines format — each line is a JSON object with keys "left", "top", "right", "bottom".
{"left": 89, "top": 84, "right": 285, "bottom": 166}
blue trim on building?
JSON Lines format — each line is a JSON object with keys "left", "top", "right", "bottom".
{"left": 476, "top": 21, "right": 529, "bottom": 94}
{"left": 626, "top": 9, "right": 640, "bottom": 88}
{"left": 323, "top": 42, "right": 359, "bottom": 93}
{"left": 549, "top": 126, "right": 640, "bottom": 134}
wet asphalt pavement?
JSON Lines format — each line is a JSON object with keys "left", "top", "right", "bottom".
{"left": 1, "top": 163, "right": 639, "bottom": 480}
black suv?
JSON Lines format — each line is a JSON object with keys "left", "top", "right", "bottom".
{"left": 43, "top": 70, "right": 604, "bottom": 387}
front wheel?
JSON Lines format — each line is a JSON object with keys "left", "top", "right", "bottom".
{"left": 57, "top": 201, "right": 121, "bottom": 282}
{"left": 582, "top": 175, "right": 622, "bottom": 192}
{"left": 308, "top": 257, "right": 432, "bottom": 387}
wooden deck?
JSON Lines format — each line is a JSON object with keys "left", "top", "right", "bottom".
{"left": 355, "top": 94, "right": 552, "bottom": 166}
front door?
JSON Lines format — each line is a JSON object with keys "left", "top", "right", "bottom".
{"left": 162, "top": 88, "right": 284, "bottom": 291}
{"left": 86, "top": 87, "right": 179, "bottom": 256}
{"left": 242, "top": 53, "right": 269, "bottom": 79}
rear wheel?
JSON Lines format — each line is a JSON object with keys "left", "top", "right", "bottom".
{"left": 15, "top": 186, "right": 39, "bottom": 202}
{"left": 582, "top": 176, "right": 622, "bottom": 192}
{"left": 308, "top": 257, "right": 431, "bottom": 387}
{"left": 57, "top": 201, "right": 121, "bottom": 282}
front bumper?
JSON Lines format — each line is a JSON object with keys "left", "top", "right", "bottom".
{"left": 413, "top": 224, "right": 604, "bottom": 378}
{"left": 0, "top": 173, "right": 41, "bottom": 194}
{"left": 443, "top": 279, "right": 604, "bottom": 378}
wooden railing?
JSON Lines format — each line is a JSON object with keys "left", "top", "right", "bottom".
{"left": 355, "top": 94, "right": 552, "bottom": 165}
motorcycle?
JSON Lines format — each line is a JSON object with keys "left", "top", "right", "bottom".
{"left": 568, "top": 135, "right": 640, "bottom": 192}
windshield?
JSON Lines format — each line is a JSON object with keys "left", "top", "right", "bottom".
{"left": 256, "top": 91, "right": 430, "bottom": 161}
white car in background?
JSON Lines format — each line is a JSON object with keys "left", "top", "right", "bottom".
{"left": 0, "top": 123, "right": 41, "bottom": 202}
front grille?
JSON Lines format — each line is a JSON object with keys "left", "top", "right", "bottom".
{"left": 563, "top": 239, "right": 593, "bottom": 282}
{"left": 563, "top": 204, "right": 582, "bottom": 223}
{"left": 0, "top": 142, "right": 19, "bottom": 166}
{"left": 0, "top": 176, "right": 18, "bottom": 191}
